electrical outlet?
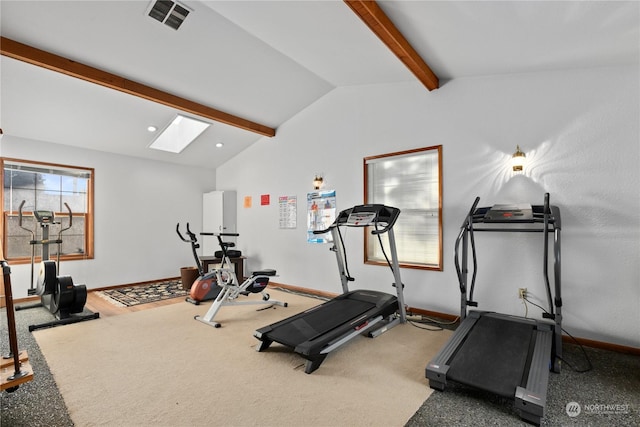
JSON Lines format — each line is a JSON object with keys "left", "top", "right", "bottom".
{"left": 518, "top": 288, "right": 527, "bottom": 300}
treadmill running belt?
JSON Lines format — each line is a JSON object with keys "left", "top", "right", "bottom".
{"left": 265, "top": 299, "right": 375, "bottom": 348}
{"left": 447, "top": 314, "right": 535, "bottom": 397}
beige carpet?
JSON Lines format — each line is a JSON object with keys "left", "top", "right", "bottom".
{"left": 34, "top": 289, "right": 452, "bottom": 427}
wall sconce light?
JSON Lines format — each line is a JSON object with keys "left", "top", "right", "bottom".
{"left": 313, "top": 174, "right": 324, "bottom": 190}
{"left": 512, "top": 145, "right": 526, "bottom": 172}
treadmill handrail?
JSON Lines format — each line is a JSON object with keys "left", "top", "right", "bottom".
{"left": 454, "top": 197, "right": 480, "bottom": 294}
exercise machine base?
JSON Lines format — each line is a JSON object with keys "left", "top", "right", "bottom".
{"left": 194, "top": 298, "right": 287, "bottom": 328}
{"left": 27, "top": 311, "right": 101, "bottom": 332}
{"left": 255, "top": 289, "right": 400, "bottom": 374}
{"left": 426, "top": 311, "right": 554, "bottom": 425}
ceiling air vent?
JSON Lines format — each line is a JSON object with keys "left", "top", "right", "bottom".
{"left": 147, "top": 0, "right": 191, "bottom": 30}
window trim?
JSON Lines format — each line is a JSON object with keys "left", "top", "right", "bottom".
{"left": 363, "top": 145, "right": 443, "bottom": 271}
{"left": 1, "top": 157, "right": 95, "bottom": 264}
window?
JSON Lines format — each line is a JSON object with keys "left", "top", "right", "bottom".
{"left": 364, "top": 146, "right": 442, "bottom": 270}
{"left": 2, "top": 158, "right": 94, "bottom": 263}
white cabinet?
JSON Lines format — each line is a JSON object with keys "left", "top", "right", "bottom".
{"left": 202, "top": 190, "right": 237, "bottom": 255}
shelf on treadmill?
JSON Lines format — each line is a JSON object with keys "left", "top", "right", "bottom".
{"left": 471, "top": 205, "right": 561, "bottom": 230}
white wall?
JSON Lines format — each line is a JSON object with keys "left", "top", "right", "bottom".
{"left": 2, "top": 136, "right": 216, "bottom": 295}
{"left": 216, "top": 65, "right": 640, "bottom": 348}
{"left": 2, "top": 65, "right": 637, "bottom": 348}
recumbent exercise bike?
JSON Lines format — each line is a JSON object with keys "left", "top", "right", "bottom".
{"left": 176, "top": 223, "right": 287, "bottom": 328}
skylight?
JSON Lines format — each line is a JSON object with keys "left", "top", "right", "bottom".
{"left": 148, "top": 114, "right": 210, "bottom": 153}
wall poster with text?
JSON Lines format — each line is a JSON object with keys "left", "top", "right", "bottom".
{"left": 278, "top": 195, "right": 297, "bottom": 229}
{"left": 307, "top": 190, "right": 336, "bottom": 243}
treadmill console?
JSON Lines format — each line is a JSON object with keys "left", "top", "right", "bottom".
{"left": 346, "top": 211, "right": 377, "bottom": 226}
{"left": 344, "top": 204, "right": 400, "bottom": 231}
{"left": 314, "top": 204, "right": 401, "bottom": 235}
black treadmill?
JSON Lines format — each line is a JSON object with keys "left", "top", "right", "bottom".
{"left": 426, "top": 193, "right": 562, "bottom": 425}
{"left": 254, "top": 204, "right": 407, "bottom": 374}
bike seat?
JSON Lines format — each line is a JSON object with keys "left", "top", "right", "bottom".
{"left": 252, "top": 269, "right": 276, "bottom": 277}
{"left": 214, "top": 249, "right": 242, "bottom": 258}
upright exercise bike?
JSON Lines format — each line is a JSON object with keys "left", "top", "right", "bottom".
{"left": 16, "top": 201, "right": 99, "bottom": 331}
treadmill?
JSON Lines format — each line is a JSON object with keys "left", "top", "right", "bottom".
{"left": 426, "top": 193, "right": 562, "bottom": 425}
{"left": 254, "top": 204, "right": 407, "bottom": 374}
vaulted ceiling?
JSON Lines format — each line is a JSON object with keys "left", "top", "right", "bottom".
{"left": 1, "top": 1, "right": 638, "bottom": 169}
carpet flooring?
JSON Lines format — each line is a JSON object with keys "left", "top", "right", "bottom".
{"left": 1, "top": 291, "right": 639, "bottom": 426}
{"left": 18, "top": 289, "right": 450, "bottom": 427}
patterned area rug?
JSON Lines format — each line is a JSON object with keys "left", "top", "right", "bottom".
{"left": 95, "top": 280, "right": 187, "bottom": 307}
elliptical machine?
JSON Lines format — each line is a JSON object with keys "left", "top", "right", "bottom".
{"left": 176, "top": 223, "right": 222, "bottom": 304}
{"left": 16, "top": 200, "right": 99, "bottom": 331}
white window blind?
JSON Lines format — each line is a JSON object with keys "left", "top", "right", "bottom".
{"left": 365, "top": 146, "right": 442, "bottom": 270}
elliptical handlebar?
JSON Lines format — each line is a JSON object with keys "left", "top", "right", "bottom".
{"left": 17, "top": 200, "right": 35, "bottom": 291}
{"left": 61, "top": 203, "right": 73, "bottom": 231}
{"left": 17, "top": 200, "right": 35, "bottom": 237}
{"left": 17, "top": 200, "right": 73, "bottom": 233}
{"left": 18, "top": 200, "right": 25, "bottom": 226}
{"left": 55, "top": 203, "right": 74, "bottom": 270}
{"left": 16, "top": 200, "right": 75, "bottom": 286}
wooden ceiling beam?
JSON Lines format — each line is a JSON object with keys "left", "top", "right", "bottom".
{"left": 0, "top": 37, "right": 276, "bottom": 137}
{"left": 344, "top": 0, "right": 439, "bottom": 91}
